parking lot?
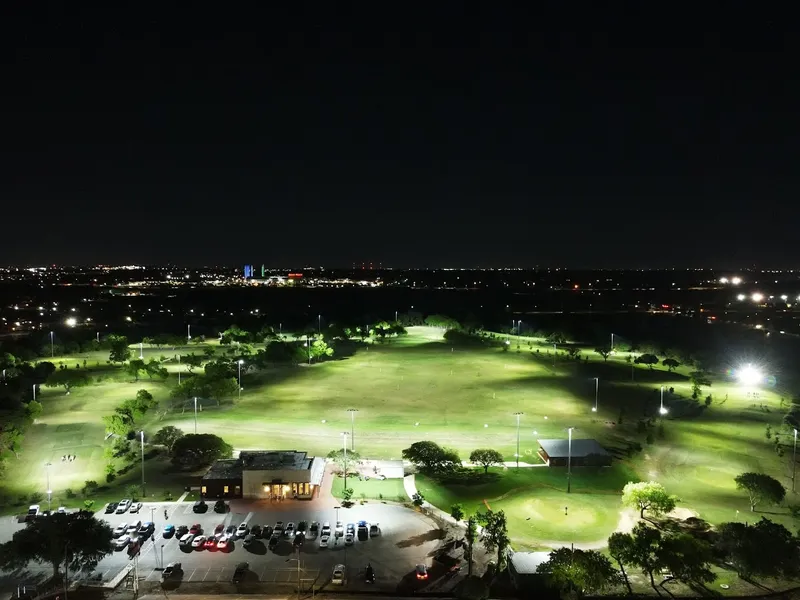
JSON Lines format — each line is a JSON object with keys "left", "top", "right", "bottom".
{"left": 2, "top": 497, "right": 449, "bottom": 594}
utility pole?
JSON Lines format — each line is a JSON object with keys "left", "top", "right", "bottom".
{"left": 342, "top": 432, "right": 349, "bottom": 493}
{"left": 793, "top": 429, "right": 798, "bottom": 493}
{"left": 194, "top": 397, "right": 198, "bottom": 434}
{"left": 140, "top": 431, "right": 145, "bottom": 496}
{"left": 514, "top": 412, "right": 523, "bottom": 469}
{"left": 347, "top": 408, "right": 358, "bottom": 451}
{"left": 567, "top": 427, "right": 574, "bottom": 493}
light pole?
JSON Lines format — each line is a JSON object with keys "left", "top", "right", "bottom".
{"left": 32, "top": 383, "right": 36, "bottom": 402}
{"left": 177, "top": 354, "right": 181, "bottom": 385}
{"left": 139, "top": 342, "right": 143, "bottom": 360}
{"left": 342, "top": 432, "right": 350, "bottom": 494}
{"left": 514, "top": 412, "right": 523, "bottom": 468}
{"left": 318, "top": 314, "right": 321, "bottom": 335}
{"left": 347, "top": 408, "right": 358, "bottom": 451}
{"left": 50, "top": 331, "right": 54, "bottom": 358}
{"left": 193, "top": 396, "right": 198, "bottom": 434}
{"left": 187, "top": 324, "right": 191, "bottom": 345}
{"left": 659, "top": 386, "right": 668, "bottom": 415}
{"left": 140, "top": 431, "right": 146, "bottom": 497}
{"left": 238, "top": 359, "right": 244, "bottom": 400}
{"left": 793, "top": 429, "right": 798, "bottom": 493}
{"left": 592, "top": 377, "right": 599, "bottom": 412}
{"left": 96, "top": 331, "right": 100, "bottom": 344}
{"left": 553, "top": 343, "right": 557, "bottom": 367}
{"left": 567, "top": 427, "right": 575, "bottom": 493}
{"left": 611, "top": 333, "right": 614, "bottom": 352}
{"left": 45, "top": 462, "right": 52, "bottom": 512}
{"left": 395, "top": 310, "right": 398, "bottom": 323}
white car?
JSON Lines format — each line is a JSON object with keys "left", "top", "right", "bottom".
{"left": 191, "top": 535, "right": 207, "bottom": 548}
{"left": 116, "top": 499, "right": 131, "bottom": 514}
{"left": 114, "top": 535, "right": 131, "bottom": 550}
{"left": 344, "top": 532, "right": 354, "bottom": 546}
{"left": 126, "top": 521, "right": 141, "bottom": 534}
{"left": 369, "top": 524, "right": 380, "bottom": 537}
{"left": 332, "top": 564, "right": 345, "bottom": 585}
{"left": 319, "top": 534, "right": 330, "bottom": 548}
{"left": 321, "top": 521, "right": 331, "bottom": 536}
{"left": 113, "top": 523, "right": 128, "bottom": 537}
{"left": 57, "top": 507, "right": 67, "bottom": 514}
{"left": 285, "top": 522, "right": 295, "bottom": 537}
{"left": 129, "top": 502, "right": 143, "bottom": 514}
{"left": 334, "top": 521, "right": 344, "bottom": 537}
{"left": 179, "top": 533, "right": 195, "bottom": 546}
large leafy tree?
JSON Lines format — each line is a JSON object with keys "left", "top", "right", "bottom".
{"left": 45, "top": 369, "right": 91, "bottom": 394}
{"left": 152, "top": 426, "right": 185, "bottom": 451}
{"left": 402, "top": 441, "right": 460, "bottom": 473}
{"left": 144, "top": 358, "right": 168, "bottom": 380}
{"left": 717, "top": 518, "right": 800, "bottom": 579}
{"left": 326, "top": 449, "right": 360, "bottom": 473}
{"left": 634, "top": 354, "right": 659, "bottom": 369}
{"left": 124, "top": 359, "right": 146, "bottom": 382}
{"left": 608, "top": 531, "right": 635, "bottom": 595}
{"left": 657, "top": 533, "right": 715, "bottom": 586}
{"left": 476, "top": 510, "right": 510, "bottom": 570}
{"left": 594, "top": 346, "right": 612, "bottom": 362}
{"left": 539, "top": 547, "right": 620, "bottom": 598}
{"left": 0, "top": 511, "right": 113, "bottom": 578}
{"left": 734, "top": 472, "right": 785, "bottom": 512}
{"left": 469, "top": 448, "right": 504, "bottom": 473}
{"left": 308, "top": 336, "right": 334, "bottom": 362}
{"left": 621, "top": 481, "right": 677, "bottom": 519}
{"left": 171, "top": 433, "right": 233, "bottom": 470}
{"left": 0, "top": 425, "right": 25, "bottom": 459}
{"left": 662, "top": 358, "right": 680, "bottom": 372}
{"left": 624, "top": 523, "right": 663, "bottom": 593}
{"left": 107, "top": 335, "right": 131, "bottom": 365}
{"left": 180, "top": 353, "right": 203, "bottom": 373}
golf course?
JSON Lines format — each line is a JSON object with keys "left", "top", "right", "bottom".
{"left": 2, "top": 326, "right": 794, "bottom": 550}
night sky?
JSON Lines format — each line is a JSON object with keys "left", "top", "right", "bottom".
{"left": 2, "top": 4, "right": 797, "bottom": 268}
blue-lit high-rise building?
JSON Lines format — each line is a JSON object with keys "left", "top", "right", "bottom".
{"left": 244, "top": 265, "right": 253, "bottom": 278}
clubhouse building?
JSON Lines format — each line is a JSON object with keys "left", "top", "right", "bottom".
{"left": 201, "top": 450, "right": 326, "bottom": 500}
{"left": 537, "top": 438, "right": 611, "bottom": 467}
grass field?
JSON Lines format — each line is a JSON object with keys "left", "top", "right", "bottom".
{"left": 4, "top": 326, "right": 796, "bottom": 550}
{"left": 330, "top": 475, "right": 407, "bottom": 503}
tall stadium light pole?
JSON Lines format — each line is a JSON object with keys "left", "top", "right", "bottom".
{"left": 514, "top": 412, "right": 523, "bottom": 469}
{"left": 342, "top": 432, "right": 350, "bottom": 494}
{"left": 553, "top": 343, "right": 557, "bottom": 367}
{"left": 238, "top": 360, "right": 244, "bottom": 399}
{"left": 395, "top": 310, "right": 398, "bottom": 323}
{"left": 139, "top": 342, "right": 143, "bottom": 360}
{"left": 318, "top": 315, "right": 321, "bottom": 335}
{"left": 32, "top": 383, "right": 36, "bottom": 401}
{"left": 177, "top": 354, "right": 181, "bottom": 385}
{"left": 347, "top": 409, "right": 358, "bottom": 451}
{"left": 187, "top": 324, "right": 191, "bottom": 345}
{"left": 659, "top": 386, "right": 668, "bottom": 415}
{"left": 793, "top": 428, "right": 798, "bottom": 493}
{"left": 140, "top": 431, "right": 146, "bottom": 496}
{"left": 45, "top": 462, "right": 52, "bottom": 513}
{"left": 567, "top": 427, "right": 574, "bottom": 493}
{"left": 50, "top": 331, "right": 54, "bottom": 358}
{"left": 592, "top": 377, "right": 599, "bottom": 412}
{"left": 611, "top": 333, "right": 615, "bottom": 352}
{"left": 96, "top": 332, "right": 100, "bottom": 344}
{"left": 193, "top": 397, "right": 198, "bottom": 434}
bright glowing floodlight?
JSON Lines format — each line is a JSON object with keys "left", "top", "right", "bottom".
{"left": 751, "top": 293, "right": 764, "bottom": 303}
{"left": 659, "top": 406, "right": 668, "bottom": 415}
{"left": 719, "top": 277, "right": 729, "bottom": 284}
{"left": 737, "top": 364, "right": 763, "bottom": 386}
{"left": 65, "top": 317, "right": 77, "bottom": 327}
{"left": 781, "top": 295, "right": 789, "bottom": 301}
{"left": 736, "top": 294, "right": 746, "bottom": 301}
{"left": 731, "top": 277, "right": 742, "bottom": 285}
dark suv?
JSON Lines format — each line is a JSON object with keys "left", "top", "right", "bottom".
{"left": 193, "top": 500, "right": 208, "bottom": 513}
{"left": 214, "top": 499, "right": 227, "bottom": 513}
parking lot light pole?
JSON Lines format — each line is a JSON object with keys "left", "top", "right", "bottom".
{"left": 334, "top": 505, "right": 341, "bottom": 523}
{"left": 341, "top": 432, "right": 350, "bottom": 493}
{"left": 567, "top": 427, "right": 575, "bottom": 493}
{"left": 32, "top": 383, "right": 36, "bottom": 401}
{"left": 793, "top": 429, "right": 798, "bottom": 493}
{"left": 193, "top": 396, "right": 198, "bottom": 433}
{"left": 592, "top": 377, "right": 599, "bottom": 412}
{"left": 50, "top": 331, "right": 54, "bottom": 358}
{"left": 513, "top": 412, "right": 523, "bottom": 469}
{"left": 238, "top": 360, "right": 244, "bottom": 399}
{"left": 177, "top": 354, "right": 181, "bottom": 385}
{"left": 347, "top": 408, "right": 358, "bottom": 451}
{"left": 140, "top": 431, "right": 146, "bottom": 497}
{"left": 45, "top": 462, "right": 52, "bottom": 512}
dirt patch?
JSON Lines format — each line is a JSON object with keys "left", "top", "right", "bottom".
{"left": 396, "top": 527, "right": 445, "bottom": 548}
{"left": 667, "top": 506, "right": 697, "bottom": 520}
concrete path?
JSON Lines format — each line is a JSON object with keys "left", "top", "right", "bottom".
{"left": 461, "top": 460, "right": 547, "bottom": 468}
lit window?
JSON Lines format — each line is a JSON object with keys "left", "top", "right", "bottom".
{"left": 223, "top": 485, "right": 229, "bottom": 493}
{"left": 201, "top": 486, "right": 206, "bottom": 494}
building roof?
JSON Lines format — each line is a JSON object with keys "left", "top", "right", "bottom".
{"left": 538, "top": 438, "right": 610, "bottom": 458}
{"left": 202, "top": 459, "right": 243, "bottom": 480}
{"left": 509, "top": 551, "right": 551, "bottom": 574}
{"left": 240, "top": 450, "right": 312, "bottom": 471}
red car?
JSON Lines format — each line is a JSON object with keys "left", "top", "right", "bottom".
{"left": 204, "top": 537, "right": 217, "bottom": 549}
{"left": 214, "top": 523, "right": 224, "bottom": 535}
{"left": 189, "top": 523, "right": 202, "bottom": 535}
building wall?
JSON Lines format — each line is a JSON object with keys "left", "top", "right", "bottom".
{"left": 242, "top": 468, "right": 314, "bottom": 499}
{"left": 546, "top": 455, "right": 611, "bottom": 467}
{"left": 201, "top": 478, "right": 243, "bottom": 499}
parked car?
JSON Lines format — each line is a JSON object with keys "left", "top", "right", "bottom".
{"left": 332, "top": 564, "right": 345, "bottom": 585}
{"left": 243, "top": 534, "right": 255, "bottom": 547}
{"left": 308, "top": 521, "right": 319, "bottom": 540}
{"left": 217, "top": 535, "right": 231, "bottom": 550}
{"left": 127, "top": 540, "right": 140, "bottom": 557}
{"left": 334, "top": 521, "right": 344, "bottom": 537}
{"left": 162, "top": 562, "right": 182, "bottom": 580}
{"left": 346, "top": 523, "right": 356, "bottom": 533}
{"left": 293, "top": 532, "right": 305, "bottom": 548}
{"left": 116, "top": 499, "right": 131, "bottom": 514}
{"left": 268, "top": 536, "right": 279, "bottom": 550}
{"left": 213, "top": 499, "right": 227, "bottom": 513}
{"left": 261, "top": 525, "right": 273, "bottom": 539}
{"left": 344, "top": 532, "right": 354, "bottom": 546}
{"left": 250, "top": 524, "right": 262, "bottom": 538}
{"left": 232, "top": 562, "right": 249, "bottom": 583}
{"left": 369, "top": 524, "right": 380, "bottom": 537}
{"left": 138, "top": 522, "right": 154, "bottom": 536}
{"left": 126, "top": 521, "right": 142, "bottom": 534}
{"left": 357, "top": 521, "right": 369, "bottom": 541}
{"left": 56, "top": 507, "right": 67, "bottom": 514}
{"left": 236, "top": 522, "right": 249, "bottom": 538}
{"left": 113, "top": 523, "right": 128, "bottom": 538}
{"left": 191, "top": 535, "right": 207, "bottom": 548}
{"left": 179, "top": 533, "right": 194, "bottom": 547}
{"left": 284, "top": 522, "right": 295, "bottom": 537}
{"left": 225, "top": 524, "right": 236, "bottom": 536}
{"left": 214, "top": 523, "right": 225, "bottom": 535}
{"left": 189, "top": 523, "right": 202, "bottom": 535}
{"left": 129, "top": 502, "right": 143, "bottom": 514}
{"left": 114, "top": 535, "right": 131, "bottom": 550}
{"left": 321, "top": 522, "right": 331, "bottom": 536}
{"left": 365, "top": 563, "right": 375, "bottom": 583}
{"left": 104, "top": 502, "right": 118, "bottom": 514}
{"left": 416, "top": 564, "right": 428, "bottom": 580}
{"left": 192, "top": 500, "right": 208, "bottom": 513}
{"left": 163, "top": 524, "right": 176, "bottom": 538}
{"left": 204, "top": 537, "right": 217, "bottom": 550}
{"left": 274, "top": 521, "right": 284, "bottom": 534}
{"left": 297, "top": 521, "right": 308, "bottom": 535}
{"left": 176, "top": 525, "right": 189, "bottom": 537}
{"left": 319, "top": 534, "right": 330, "bottom": 548}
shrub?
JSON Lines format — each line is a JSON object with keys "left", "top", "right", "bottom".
{"left": 28, "top": 491, "right": 44, "bottom": 504}
{"left": 65, "top": 488, "right": 76, "bottom": 498}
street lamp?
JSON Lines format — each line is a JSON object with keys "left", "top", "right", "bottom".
{"left": 553, "top": 343, "right": 557, "bottom": 367}
{"left": 395, "top": 310, "right": 398, "bottom": 323}
{"left": 50, "top": 331, "right": 54, "bottom": 358}
{"left": 187, "top": 324, "right": 191, "bottom": 344}
{"left": 318, "top": 314, "right": 321, "bottom": 335}
{"left": 347, "top": 408, "right": 358, "bottom": 451}
{"left": 592, "top": 377, "right": 599, "bottom": 412}
{"left": 193, "top": 396, "right": 198, "bottom": 434}
{"left": 566, "top": 427, "right": 575, "bottom": 493}
{"left": 736, "top": 364, "right": 763, "bottom": 387}
{"left": 659, "top": 386, "right": 668, "bottom": 415}
{"left": 139, "top": 342, "right": 143, "bottom": 360}
{"left": 32, "top": 383, "right": 36, "bottom": 402}
{"left": 610, "top": 333, "right": 615, "bottom": 352}
{"left": 341, "top": 432, "right": 350, "bottom": 493}
{"left": 513, "top": 412, "right": 523, "bottom": 468}
{"left": 177, "top": 353, "right": 181, "bottom": 385}
{"left": 793, "top": 429, "right": 798, "bottom": 493}
{"left": 140, "top": 431, "right": 146, "bottom": 497}
{"left": 45, "top": 462, "right": 52, "bottom": 512}
{"left": 237, "top": 359, "right": 244, "bottom": 400}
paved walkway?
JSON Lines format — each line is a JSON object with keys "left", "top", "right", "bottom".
{"left": 461, "top": 460, "right": 547, "bottom": 468}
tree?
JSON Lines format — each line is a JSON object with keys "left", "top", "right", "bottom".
{"left": 207, "top": 376, "right": 239, "bottom": 402}
{"left": 608, "top": 532, "right": 635, "bottom": 595}
{"left": 657, "top": 533, "right": 715, "bottom": 586}
{"left": 634, "top": 354, "right": 659, "bottom": 369}
{"left": 308, "top": 336, "right": 334, "bottom": 362}
{"left": 469, "top": 448, "right": 504, "bottom": 473}
{"left": 402, "top": 441, "right": 460, "bottom": 473}
{"left": 170, "top": 433, "right": 233, "bottom": 470}
{"left": 45, "top": 369, "right": 90, "bottom": 394}
{"left": 621, "top": 481, "right": 677, "bottom": 519}
{"left": 152, "top": 426, "right": 184, "bottom": 451}
{"left": 0, "top": 511, "right": 113, "bottom": 578}
{"left": 717, "top": 518, "right": 800, "bottom": 580}
{"left": 662, "top": 358, "right": 680, "bottom": 372}
{"left": 689, "top": 370, "right": 712, "bottom": 398}
{"left": 144, "top": 358, "right": 168, "bottom": 380}
{"left": 124, "top": 359, "right": 146, "bottom": 381}
{"left": 538, "top": 547, "right": 620, "bottom": 598}
{"left": 465, "top": 515, "right": 478, "bottom": 576}
{"left": 107, "top": 335, "right": 131, "bottom": 365}
{"left": 476, "top": 510, "right": 510, "bottom": 570}
{"left": 0, "top": 425, "right": 24, "bottom": 459}
{"left": 341, "top": 487, "right": 354, "bottom": 502}
{"left": 326, "top": 449, "right": 360, "bottom": 474}
{"left": 594, "top": 346, "right": 612, "bottom": 362}
{"left": 735, "top": 472, "right": 785, "bottom": 512}
{"left": 625, "top": 523, "right": 663, "bottom": 592}
{"left": 450, "top": 503, "right": 465, "bottom": 522}
{"left": 181, "top": 353, "right": 203, "bottom": 372}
